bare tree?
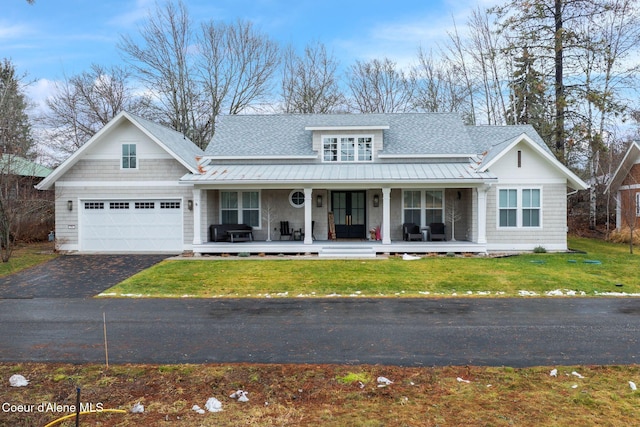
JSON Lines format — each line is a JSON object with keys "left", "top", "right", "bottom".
{"left": 280, "top": 41, "right": 345, "bottom": 113}
{"left": 120, "top": 2, "right": 281, "bottom": 148}
{"left": 467, "top": 7, "right": 510, "bottom": 125}
{"left": 443, "top": 18, "right": 477, "bottom": 124}
{"left": 197, "top": 19, "right": 280, "bottom": 130}
{"left": 0, "top": 59, "right": 49, "bottom": 261}
{"left": 347, "top": 57, "right": 416, "bottom": 113}
{"left": 41, "top": 64, "right": 151, "bottom": 156}
{"left": 119, "top": 0, "right": 209, "bottom": 147}
{"left": 413, "top": 48, "right": 470, "bottom": 117}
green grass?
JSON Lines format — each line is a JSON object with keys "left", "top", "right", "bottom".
{"left": 0, "top": 241, "right": 57, "bottom": 277}
{"left": 102, "top": 237, "right": 640, "bottom": 298}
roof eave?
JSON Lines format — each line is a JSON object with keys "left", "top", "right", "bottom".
{"left": 604, "top": 142, "right": 640, "bottom": 194}
{"left": 479, "top": 133, "right": 589, "bottom": 191}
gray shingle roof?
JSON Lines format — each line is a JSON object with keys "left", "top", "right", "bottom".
{"left": 128, "top": 113, "right": 204, "bottom": 170}
{"left": 206, "top": 113, "right": 548, "bottom": 157}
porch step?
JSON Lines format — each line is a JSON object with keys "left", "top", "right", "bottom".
{"left": 318, "top": 245, "right": 377, "bottom": 258}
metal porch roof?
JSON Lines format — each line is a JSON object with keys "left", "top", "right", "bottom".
{"left": 181, "top": 162, "right": 497, "bottom": 185}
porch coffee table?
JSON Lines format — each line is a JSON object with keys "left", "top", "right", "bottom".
{"left": 228, "top": 229, "right": 253, "bottom": 242}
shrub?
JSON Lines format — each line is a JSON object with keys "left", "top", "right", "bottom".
{"left": 533, "top": 246, "right": 547, "bottom": 253}
{"left": 608, "top": 227, "right": 640, "bottom": 245}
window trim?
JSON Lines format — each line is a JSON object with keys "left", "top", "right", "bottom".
{"left": 496, "top": 187, "right": 543, "bottom": 229}
{"left": 636, "top": 192, "right": 640, "bottom": 217}
{"left": 289, "top": 189, "right": 305, "bottom": 208}
{"left": 121, "top": 143, "right": 138, "bottom": 170}
{"left": 219, "top": 190, "right": 261, "bottom": 229}
{"left": 322, "top": 134, "right": 374, "bottom": 163}
{"left": 402, "top": 189, "right": 445, "bottom": 226}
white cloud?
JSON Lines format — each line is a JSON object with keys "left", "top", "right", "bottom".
{"left": 26, "top": 78, "right": 57, "bottom": 115}
{"left": 0, "top": 22, "right": 33, "bottom": 40}
{"left": 333, "top": 14, "right": 457, "bottom": 69}
{"left": 108, "top": 0, "right": 155, "bottom": 28}
{"left": 332, "top": 1, "right": 503, "bottom": 69}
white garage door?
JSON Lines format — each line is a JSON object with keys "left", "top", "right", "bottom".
{"left": 80, "top": 199, "right": 183, "bottom": 252}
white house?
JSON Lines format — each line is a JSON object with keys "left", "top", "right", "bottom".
{"left": 37, "top": 111, "right": 588, "bottom": 255}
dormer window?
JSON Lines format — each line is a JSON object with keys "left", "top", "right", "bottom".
{"left": 323, "top": 136, "right": 373, "bottom": 162}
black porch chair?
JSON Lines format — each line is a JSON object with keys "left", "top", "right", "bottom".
{"left": 279, "top": 221, "right": 293, "bottom": 240}
{"left": 403, "top": 223, "right": 423, "bottom": 241}
{"left": 429, "top": 222, "right": 446, "bottom": 241}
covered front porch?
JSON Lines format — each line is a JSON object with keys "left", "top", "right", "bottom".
{"left": 182, "top": 161, "right": 497, "bottom": 256}
{"left": 188, "top": 185, "right": 493, "bottom": 256}
{"left": 192, "top": 238, "right": 487, "bottom": 257}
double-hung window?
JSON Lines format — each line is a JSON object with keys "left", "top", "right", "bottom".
{"left": 403, "top": 190, "right": 444, "bottom": 226}
{"left": 425, "top": 190, "right": 444, "bottom": 224}
{"left": 403, "top": 191, "right": 421, "bottom": 224}
{"left": 498, "top": 188, "right": 541, "bottom": 228}
{"left": 220, "top": 191, "right": 260, "bottom": 228}
{"left": 522, "top": 189, "right": 541, "bottom": 227}
{"left": 323, "top": 136, "right": 372, "bottom": 162}
{"left": 122, "top": 144, "right": 137, "bottom": 169}
{"left": 499, "top": 189, "right": 518, "bottom": 227}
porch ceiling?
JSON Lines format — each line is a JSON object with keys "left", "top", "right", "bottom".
{"left": 181, "top": 163, "right": 497, "bottom": 186}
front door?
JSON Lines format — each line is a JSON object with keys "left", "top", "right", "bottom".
{"left": 331, "top": 191, "right": 366, "bottom": 239}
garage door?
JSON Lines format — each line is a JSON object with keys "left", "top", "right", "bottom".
{"left": 80, "top": 200, "right": 183, "bottom": 252}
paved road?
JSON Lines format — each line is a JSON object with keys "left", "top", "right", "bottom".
{"left": 1, "top": 297, "right": 639, "bottom": 367}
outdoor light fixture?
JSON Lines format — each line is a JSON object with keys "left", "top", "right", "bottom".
{"left": 188, "top": 200, "right": 193, "bottom": 211}
{"left": 373, "top": 194, "right": 380, "bottom": 207}
{"left": 67, "top": 200, "right": 73, "bottom": 211}
{"left": 316, "top": 194, "right": 323, "bottom": 207}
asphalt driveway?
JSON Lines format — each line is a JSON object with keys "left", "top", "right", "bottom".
{"left": 0, "top": 254, "right": 169, "bottom": 298}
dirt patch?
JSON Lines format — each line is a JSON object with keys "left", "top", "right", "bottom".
{"left": 2, "top": 363, "right": 639, "bottom": 426}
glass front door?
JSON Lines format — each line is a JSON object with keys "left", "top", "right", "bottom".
{"left": 331, "top": 191, "right": 366, "bottom": 239}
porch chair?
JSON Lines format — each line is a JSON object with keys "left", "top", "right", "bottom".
{"left": 279, "top": 221, "right": 293, "bottom": 240}
{"left": 429, "top": 222, "right": 446, "bottom": 241}
{"left": 403, "top": 223, "right": 423, "bottom": 241}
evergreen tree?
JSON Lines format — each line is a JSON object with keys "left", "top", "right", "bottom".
{"left": 507, "top": 48, "right": 553, "bottom": 142}
{"left": 0, "top": 59, "right": 33, "bottom": 156}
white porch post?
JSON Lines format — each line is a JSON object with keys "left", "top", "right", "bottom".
{"left": 192, "top": 188, "right": 202, "bottom": 246}
{"left": 476, "top": 185, "right": 488, "bottom": 245}
{"left": 382, "top": 187, "right": 391, "bottom": 244}
{"left": 304, "top": 187, "right": 313, "bottom": 244}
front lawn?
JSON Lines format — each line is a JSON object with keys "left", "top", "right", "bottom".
{"left": 0, "top": 241, "right": 57, "bottom": 277}
{"left": 102, "top": 237, "right": 640, "bottom": 298}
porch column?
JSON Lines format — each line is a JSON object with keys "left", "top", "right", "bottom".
{"left": 304, "top": 187, "right": 313, "bottom": 244}
{"left": 382, "top": 187, "right": 391, "bottom": 244}
{"left": 192, "top": 188, "right": 202, "bottom": 245}
{"left": 476, "top": 185, "right": 488, "bottom": 245}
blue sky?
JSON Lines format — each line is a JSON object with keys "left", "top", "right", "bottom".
{"left": 3, "top": 0, "right": 498, "bottom": 106}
